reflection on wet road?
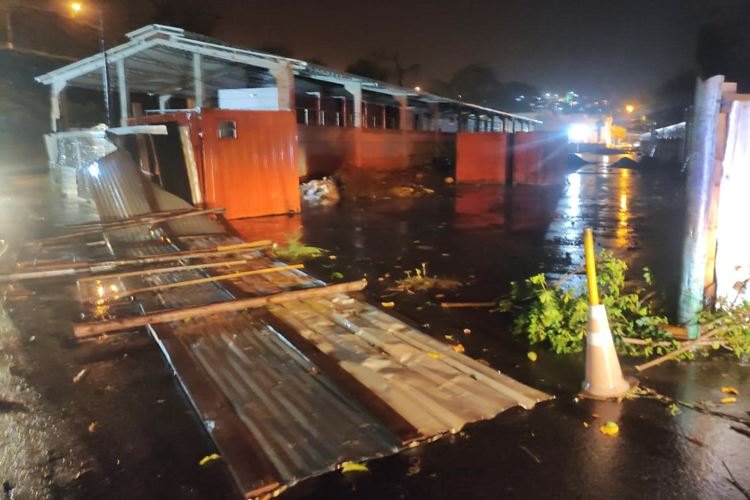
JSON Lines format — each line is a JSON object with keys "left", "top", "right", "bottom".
{"left": 234, "top": 158, "right": 749, "bottom": 500}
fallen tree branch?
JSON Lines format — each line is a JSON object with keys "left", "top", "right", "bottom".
{"left": 635, "top": 327, "right": 724, "bottom": 372}
{"left": 74, "top": 278, "right": 368, "bottom": 339}
{"left": 440, "top": 301, "right": 497, "bottom": 309}
{"left": 77, "top": 258, "right": 250, "bottom": 283}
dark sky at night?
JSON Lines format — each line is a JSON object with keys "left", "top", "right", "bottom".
{"left": 113, "top": 0, "right": 703, "bottom": 103}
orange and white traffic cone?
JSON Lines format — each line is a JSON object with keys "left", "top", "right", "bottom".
{"left": 579, "top": 228, "right": 637, "bottom": 400}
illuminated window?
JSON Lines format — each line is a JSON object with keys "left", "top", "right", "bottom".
{"left": 218, "top": 120, "right": 237, "bottom": 139}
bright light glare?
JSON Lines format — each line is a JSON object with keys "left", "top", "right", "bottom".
{"left": 625, "top": 104, "right": 635, "bottom": 113}
{"left": 568, "top": 123, "right": 591, "bottom": 143}
{"left": 71, "top": 2, "right": 82, "bottom": 12}
{"left": 414, "top": 85, "right": 421, "bottom": 92}
{"left": 88, "top": 162, "right": 100, "bottom": 178}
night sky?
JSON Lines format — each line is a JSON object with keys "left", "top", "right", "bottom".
{"left": 205, "top": 0, "right": 701, "bottom": 102}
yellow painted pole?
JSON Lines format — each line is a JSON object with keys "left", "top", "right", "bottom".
{"left": 583, "top": 228, "right": 599, "bottom": 305}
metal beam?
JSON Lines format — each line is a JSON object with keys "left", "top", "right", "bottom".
{"left": 192, "top": 53, "right": 204, "bottom": 108}
{"left": 116, "top": 59, "right": 129, "bottom": 127}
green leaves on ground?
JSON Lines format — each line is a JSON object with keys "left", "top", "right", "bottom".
{"left": 272, "top": 233, "right": 324, "bottom": 262}
{"left": 509, "top": 251, "right": 673, "bottom": 355}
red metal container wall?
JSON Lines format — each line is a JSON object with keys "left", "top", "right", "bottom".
{"left": 456, "top": 132, "right": 509, "bottom": 183}
{"left": 512, "top": 132, "right": 567, "bottom": 186}
{"left": 200, "top": 110, "right": 301, "bottom": 219}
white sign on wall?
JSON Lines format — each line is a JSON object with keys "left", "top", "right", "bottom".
{"left": 218, "top": 88, "right": 280, "bottom": 111}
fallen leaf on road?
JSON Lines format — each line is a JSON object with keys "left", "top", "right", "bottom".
{"left": 599, "top": 421, "right": 619, "bottom": 436}
{"left": 720, "top": 397, "right": 737, "bottom": 404}
{"left": 527, "top": 351, "right": 538, "bottom": 362}
{"left": 583, "top": 422, "right": 589, "bottom": 428}
{"left": 463, "top": 328, "right": 471, "bottom": 334}
{"left": 73, "top": 368, "right": 88, "bottom": 383}
{"left": 452, "top": 343, "right": 465, "bottom": 353}
{"left": 427, "top": 352, "right": 443, "bottom": 359}
{"left": 88, "top": 422, "right": 97, "bottom": 433}
{"left": 199, "top": 453, "right": 221, "bottom": 466}
{"left": 341, "top": 461, "right": 369, "bottom": 473}
{"left": 721, "top": 387, "right": 739, "bottom": 396}
{"left": 381, "top": 301, "right": 395, "bottom": 308}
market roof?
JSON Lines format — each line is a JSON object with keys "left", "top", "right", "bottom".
{"left": 36, "top": 24, "right": 541, "bottom": 123}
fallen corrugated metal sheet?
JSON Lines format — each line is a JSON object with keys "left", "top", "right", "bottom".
{"left": 27, "top": 149, "right": 551, "bottom": 498}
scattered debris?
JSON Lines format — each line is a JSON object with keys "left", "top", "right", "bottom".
{"left": 426, "top": 352, "right": 444, "bottom": 359}
{"left": 720, "top": 397, "right": 737, "bottom": 404}
{"left": 87, "top": 422, "right": 97, "bottom": 433}
{"left": 444, "top": 177, "right": 455, "bottom": 185}
{"left": 518, "top": 444, "right": 541, "bottom": 464}
{"left": 272, "top": 234, "right": 324, "bottom": 262}
{"left": 340, "top": 461, "right": 369, "bottom": 473}
{"left": 440, "top": 301, "right": 496, "bottom": 308}
{"left": 666, "top": 403, "right": 681, "bottom": 416}
{"left": 388, "top": 185, "right": 435, "bottom": 198}
{"left": 391, "top": 263, "right": 461, "bottom": 293}
{"left": 452, "top": 343, "right": 465, "bottom": 353}
{"left": 199, "top": 453, "right": 222, "bottom": 466}
{"left": 462, "top": 328, "right": 471, "bottom": 334}
{"left": 330, "top": 272, "right": 344, "bottom": 280}
{"left": 609, "top": 156, "right": 640, "bottom": 169}
{"left": 722, "top": 460, "right": 750, "bottom": 499}
{"left": 599, "top": 421, "right": 619, "bottom": 436}
{"left": 527, "top": 351, "right": 538, "bottom": 362}
{"left": 72, "top": 368, "right": 88, "bottom": 383}
{"left": 722, "top": 387, "right": 740, "bottom": 396}
{"left": 381, "top": 301, "right": 395, "bottom": 308}
{"left": 300, "top": 177, "right": 340, "bottom": 206}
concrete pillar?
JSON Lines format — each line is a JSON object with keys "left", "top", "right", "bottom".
{"left": 394, "top": 94, "right": 409, "bottom": 131}
{"left": 116, "top": 59, "right": 129, "bottom": 127}
{"left": 192, "top": 53, "right": 204, "bottom": 108}
{"left": 50, "top": 80, "right": 65, "bottom": 132}
{"left": 343, "top": 82, "right": 362, "bottom": 127}
{"left": 271, "top": 62, "right": 295, "bottom": 111}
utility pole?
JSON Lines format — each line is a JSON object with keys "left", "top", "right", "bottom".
{"left": 71, "top": 1, "right": 111, "bottom": 126}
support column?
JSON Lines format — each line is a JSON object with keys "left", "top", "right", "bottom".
{"left": 158, "top": 94, "right": 172, "bottom": 113}
{"left": 271, "top": 62, "right": 295, "bottom": 111}
{"left": 192, "top": 53, "right": 204, "bottom": 108}
{"left": 116, "top": 59, "right": 129, "bottom": 127}
{"left": 343, "top": 82, "right": 362, "bottom": 127}
{"left": 50, "top": 80, "right": 66, "bottom": 132}
{"left": 394, "top": 94, "right": 409, "bottom": 131}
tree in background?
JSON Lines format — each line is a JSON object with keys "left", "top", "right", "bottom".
{"left": 149, "top": 0, "right": 220, "bottom": 35}
{"left": 346, "top": 56, "right": 391, "bottom": 81}
{"left": 428, "top": 64, "right": 540, "bottom": 112}
{"left": 650, "top": 70, "right": 696, "bottom": 126}
{"left": 695, "top": 1, "right": 750, "bottom": 88}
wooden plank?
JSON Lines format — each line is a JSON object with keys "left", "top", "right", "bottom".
{"left": 63, "top": 208, "right": 193, "bottom": 229}
{"left": 261, "top": 312, "right": 421, "bottom": 444}
{"left": 149, "top": 325, "right": 282, "bottom": 498}
{"left": 99, "top": 264, "right": 305, "bottom": 302}
{"left": 74, "top": 279, "right": 368, "bottom": 339}
{"left": 31, "top": 207, "right": 225, "bottom": 245}
{"left": 77, "top": 258, "right": 249, "bottom": 284}
{"left": 9, "top": 240, "right": 271, "bottom": 275}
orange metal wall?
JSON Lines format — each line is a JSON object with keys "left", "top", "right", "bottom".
{"left": 456, "top": 132, "right": 509, "bottom": 183}
{"left": 513, "top": 132, "right": 567, "bottom": 186}
{"left": 297, "top": 126, "right": 453, "bottom": 177}
{"left": 200, "top": 110, "right": 301, "bottom": 219}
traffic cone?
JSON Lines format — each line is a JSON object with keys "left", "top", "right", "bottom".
{"left": 579, "top": 228, "right": 637, "bottom": 400}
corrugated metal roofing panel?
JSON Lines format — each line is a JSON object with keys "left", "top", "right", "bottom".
{"left": 174, "top": 312, "right": 400, "bottom": 484}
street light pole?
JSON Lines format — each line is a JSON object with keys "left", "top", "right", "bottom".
{"left": 98, "top": 3, "right": 112, "bottom": 127}
{"left": 72, "top": 1, "right": 111, "bottom": 126}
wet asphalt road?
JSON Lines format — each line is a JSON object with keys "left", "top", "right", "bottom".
{"left": 0, "top": 156, "right": 748, "bottom": 499}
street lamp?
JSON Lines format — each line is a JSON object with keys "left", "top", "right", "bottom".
{"left": 625, "top": 104, "right": 635, "bottom": 114}
{"left": 70, "top": 1, "right": 111, "bottom": 127}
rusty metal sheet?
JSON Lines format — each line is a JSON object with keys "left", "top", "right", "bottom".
{"left": 200, "top": 110, "right": 301, "bottom": 219}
